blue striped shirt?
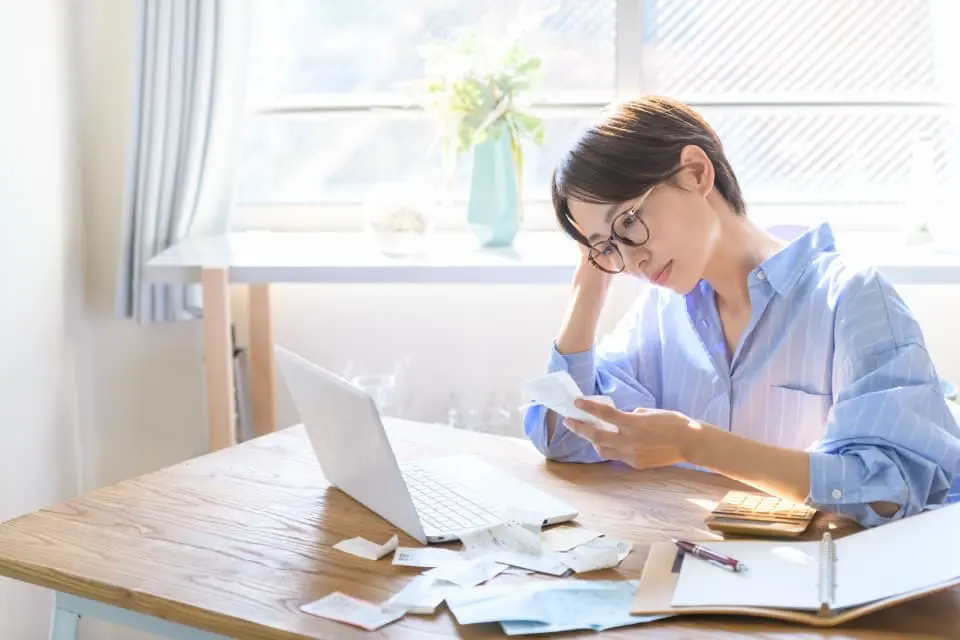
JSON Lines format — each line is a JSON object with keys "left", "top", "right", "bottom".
{"left": 524, "top": 223, "right": 960, "bottom": 526}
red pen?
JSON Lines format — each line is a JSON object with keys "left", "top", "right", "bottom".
{"left": 673, "top": 539, "right": 747, "bottom": 572}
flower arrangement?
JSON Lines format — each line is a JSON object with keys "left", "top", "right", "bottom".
{"left": 420, "top": 27, "right": 546, "bottom": 190}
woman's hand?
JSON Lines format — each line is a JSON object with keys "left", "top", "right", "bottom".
{"left": 555, "top": 246, "right": 612, "bottom": 356}
{"left": 574, "top": 243, "right": 613, "bottom": 292}
{"left": 563, "top": 398, "right": 703, "bottom": 469}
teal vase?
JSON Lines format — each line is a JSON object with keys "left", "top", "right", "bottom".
{"left": 467, "top": 132, "right": 520, "bottom": 248}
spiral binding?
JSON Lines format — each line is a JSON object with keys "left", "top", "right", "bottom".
{"left": 817, "top": 532, "right": 837, "bottom": 616}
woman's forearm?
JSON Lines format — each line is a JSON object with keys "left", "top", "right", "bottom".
{"left": 555, "top": 264, "right": 610, "bottom": 355}
{"left": 683, "top": 424, "right": 899, "bottom": 516}
{"left": 683, "top": 424, "right": 812, "bottom": 503}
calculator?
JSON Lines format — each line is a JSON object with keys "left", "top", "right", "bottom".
{"left": 705, "top": 490, "right": 817, "bottom": 538}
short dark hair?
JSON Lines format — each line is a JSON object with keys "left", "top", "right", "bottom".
{"left": 552, "top": 96, "right": 746, "bottom": 246}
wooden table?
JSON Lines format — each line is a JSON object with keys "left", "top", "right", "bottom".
{"left": 143, "top": 230, "right": 960, "bottom": 455}
{"left": 5, "top": 420, "right": 955, "bottom": 639}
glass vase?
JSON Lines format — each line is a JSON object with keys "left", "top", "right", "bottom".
{"left": 466, "top": 131, "right": 521, "bottom": 248}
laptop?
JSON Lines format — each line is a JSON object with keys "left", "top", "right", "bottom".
{"left": 274, "top": 345, "right": 579, "bottom": 545}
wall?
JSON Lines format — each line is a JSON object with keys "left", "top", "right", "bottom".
{"left": 0, "top": 1, "right": 81, "bottom": 637}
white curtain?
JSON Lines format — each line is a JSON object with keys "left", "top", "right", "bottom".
{"left": 116, "top": 0, "right": 251, "bottom": 323}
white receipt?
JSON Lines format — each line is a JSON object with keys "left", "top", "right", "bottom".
{"left": 384, "top": 575, "right": 458, "bottom": 615}
{"left": 460, "top": 522, "right": 568, "bottom": 576}
{"left": 521, "top": 371, "right": 619, "bottom": 432}
{"left": 392, "top": 546, "right": 464, "bottom": 568}
{"left": 425, "top": 557, "right": 509, "bottom": 587}
{"left": 300, "top": 592, "right": 404, "bottom": 630}
{"left": 541, "top": 526, "right": 603, "bottom": 553}
{"left": 559, "top": 537, "right": 633, "bottom": 574}
{"left": 333, "top": 535, "right": 399, "bottom": 561}
{"left": 502, "top": 507, "right": 546, "bottom": 534}
{"left": 461, "top": 522, "right": 543, "bottom": 558}
{"left": 495, "top": 550, "right": 570, "bottom": 576}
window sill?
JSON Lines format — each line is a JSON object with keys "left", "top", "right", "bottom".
{"left": 146, "top": 226, "right": 960, "bottom": 286}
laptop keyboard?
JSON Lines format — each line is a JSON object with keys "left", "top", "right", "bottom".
{"left": 401, "top": 464, "right": 501, "bottom": 534}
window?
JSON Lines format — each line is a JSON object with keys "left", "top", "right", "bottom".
{"left": 235, "top": 0, "right": 958, "bottom": 231}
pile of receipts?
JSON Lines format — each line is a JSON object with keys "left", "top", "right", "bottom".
{"left": 300, "top": 511, "right": 666, "bottom": 635}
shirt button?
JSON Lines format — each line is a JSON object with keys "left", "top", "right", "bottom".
{"left": 756, "top": 270, "right": 767, "bottom": 281}
{"left": 831, "top": 489, "right": 842, "bottom": 499}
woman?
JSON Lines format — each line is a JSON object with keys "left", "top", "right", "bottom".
{"left": 523, "top": 96, "right": 960, "bottom": 527}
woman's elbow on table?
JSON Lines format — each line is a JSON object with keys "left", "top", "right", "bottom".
{"left": 522, "top": 404, "right": 607, "bottom": 464}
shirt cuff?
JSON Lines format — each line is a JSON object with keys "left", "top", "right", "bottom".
{"left": 807, "top": 451, "right": 909, "bottom": 525}
{"left": 548, "top": 343, "right": 598, "bottom": 396}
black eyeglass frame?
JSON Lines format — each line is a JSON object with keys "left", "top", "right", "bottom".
{"left": 586, "top": 205, "right": 652, "bottom": 275}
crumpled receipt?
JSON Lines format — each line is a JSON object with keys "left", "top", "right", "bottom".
{"left": 521, "top": 371, "right": 619, "bottom": 432}
{"left": 424, "top": 556, "right": 508, "bottom": 587}
{"left": 384, "top": 575, "right": 462, "bottom": 615}
{"left": 333, "top": 534, "right": 399, "bottom": 560}
{"left": 541, "top": 525, "right": 603, "bottom": 552}
{"left": 559, "top": 537, "right": 633, "bottom": 573}
{"left": 461, "top": 522, "right": 542, "bottom": 557}
{"left": 300, "top": 592, "right": 404, "bottom": 630}
{"left": 460, "top": 521, "right": 569, "bottom": 576}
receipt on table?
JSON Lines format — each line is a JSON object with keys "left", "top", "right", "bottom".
{"left": 300, "top": 592, "right": 404, "bottom": 630}
{"left": 521, "top": 371, "right": 619, "bottom": 432}
{"left": 540, "top": 526, "right": 603, "bottom": 553}
{"left": 384, "top": 575, "right": 460, "bottom": 615}
{"left": 461, "top": 522, "right": 542, "bottom": 558}
{"left": 495, "top": 550, "right": 570, "bottom": 576}
{"left": 460, "top": 521, "right": 570, "bottom": 576}
{"left": 333, "top": 534, "right": 399, "bottom": 561}
{"left": 425, "top": 557, "right": 508, "bottom": 587}
{"left": 502, "top": 507, "right": 546, "bottom": 533}
{"left": 559, "top": 537, "right": 633, "bottom": 573}
{"left": 392, "top": 546, "right": 464, "bottom": 567}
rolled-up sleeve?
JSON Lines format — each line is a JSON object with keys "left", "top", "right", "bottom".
{"left": 523, "top": 286, "right": 662, "bottom": 463}
{"left": 806, "top": 273, "right": 960, "bottom": 526}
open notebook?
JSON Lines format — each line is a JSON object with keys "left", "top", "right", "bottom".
{"left": 631, "top": 502, "right": 960, "bottom": 627}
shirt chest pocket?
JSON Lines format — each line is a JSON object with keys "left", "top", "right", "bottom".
{"left": 765, "top": 385, "right": 833, "bottom": 450}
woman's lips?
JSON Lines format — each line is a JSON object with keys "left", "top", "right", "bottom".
{"left": 651, "top": 260, "right": 673, "bottom": 285}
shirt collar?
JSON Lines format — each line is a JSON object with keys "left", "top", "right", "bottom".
{"left": 755, "top": 222, "right": 837, "bottom": 296}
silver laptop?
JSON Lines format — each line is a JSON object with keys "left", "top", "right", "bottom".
{"left": 274, "top": 345, "right": 578, "bottom": 544}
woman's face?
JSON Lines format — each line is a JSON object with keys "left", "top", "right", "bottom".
{"left": 567, "top": 149, "right": 721, "bottom": 294}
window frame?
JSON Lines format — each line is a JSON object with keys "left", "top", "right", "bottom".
{"left": 232, "top": 0, "right": 954, "bottom": 234}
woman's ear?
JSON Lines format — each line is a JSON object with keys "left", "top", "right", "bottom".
{"left": 678, "top": 144, "right": 715, "bottom": 198}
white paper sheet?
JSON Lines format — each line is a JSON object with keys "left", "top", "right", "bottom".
{"left": 521, "top": 371, "right": 619, "bottom": 432}
{"left": 541, "top": 526, "right": 603, "bottom": 552}
{"left": 332, "top": 534, "right": 399, "bottom": 560}
{"left": 460, "top": 521, "right": 569, "bottom": 576}
{"left": 461, "top": 522, "right": 542, "bottom": 557}
{"left": 384, "top": 575, "right": 461, "bottom": 615}
{"left": 833, "top": 501, "right": 960, "bottom": 609}
{"left": 425, "top": 557, "right": 509, "bottom": 587}
{"left": 670, "top": 540, "right": 821, "bottom": 610}
{"left": 494, "top": 550, "right": 571, "bottom": 576}
{"left": 445, "top": 579, "right": 662, "bottom": 630}
{"left": 502, "top": 506, "right": 547, "bottom": 534}
{"left": 300, "top": 592, "right": 405, "bottom": 630}
{"left": 559, "top": 537, "right": 632, "bottom": 573}
{"left": 392, "top": 546, "right": 464, "bottom": 568}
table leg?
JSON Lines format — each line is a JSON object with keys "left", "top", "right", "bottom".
{"left": 49, "top": 605, "right": 79, "bottom": 640}
{"left": 201, "top": 268, "right": 236, "bottom": 451}
{"left": 248, "top": 283, "right": 278, "bottom": 436}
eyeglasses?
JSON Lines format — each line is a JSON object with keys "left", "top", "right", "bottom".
{"left": 587, "top": 204, "right": 651, "bottom": 274}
